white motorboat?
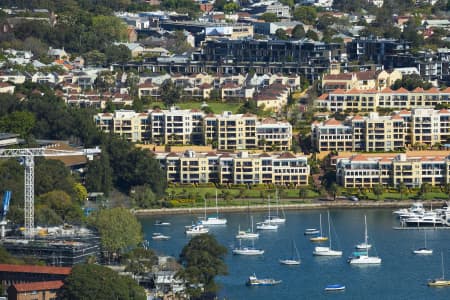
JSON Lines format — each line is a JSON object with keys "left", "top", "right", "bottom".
{"left": 413, "top": 231, "right": 433, "bottom": 255}
{"left": 325, "top": 284, "right": 346, "bottom": 291}
{"left": 313, "top": 211, "right": 342, "bottom": 256}
{"left": 246, "top": 274, "right": 281, "bottom": 286}
{"left": 152, "top": 233, "right": 170, "bottom": 240}
{"left": 233, "top": 239, "right": 264, "bottom": 255}
{"left": 348, "top": 215, "right": 381, "bottom": 265}
{"left": 393, "top": 202, "right": 425, "bottom": 218}
{"left": 199, "top": 191, "right": 227, "bottom": 226}
{"left": 185, "top": 224, "right": 209, "bottom": 235}
{"left": 154, "top": 220, "right": 171, "bottom": 226}
{"left": 280, "top": 240, "right": 301, "bottom": 265}
{"left": 236, "top": 216, "right": 259, "bottom": 239}
{"left": 402, "top": 213, "right": 443, "bottom": 227}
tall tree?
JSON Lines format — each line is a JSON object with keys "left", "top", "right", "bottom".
{"left": 90, "top": 207, "right": 143, "bottom": 262}
{"left": 160, "top": 79, "right": 181, "bottom": 107}
{"left": 177, "top": 234, "right": 228, "bottom": 299}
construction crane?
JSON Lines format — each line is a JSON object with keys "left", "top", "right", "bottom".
{"left": 0, "top": 147, "right": 101, "bottom": 239}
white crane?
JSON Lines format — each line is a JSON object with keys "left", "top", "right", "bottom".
{"left": 0, "top": 146, "right": 101, "bottom": 239}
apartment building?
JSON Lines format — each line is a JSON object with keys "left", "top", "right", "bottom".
{"left": 94, "top": 110, "right": 150, "bottom": 142}
{"left": 316, "top": 87, "right": 450, "bottom": 112}
{"left": 156, "top": 150, "right": 310, "bottom": 185}
{"left": 95, "top": 109, "right": 292, "bottom": 149}
{"left": 336, "top": 153, "right": 450, "bottom": 188}
{"left": 312, "top": 109, "right": 450, "bottom": 152}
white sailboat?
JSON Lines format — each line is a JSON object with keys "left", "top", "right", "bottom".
{"left": 280, "top": 240, "right": 301, "bottom": 265}
{"left": 264, "top": 190, "right": 286, "bottom": 224}
{"left": 313, "top": 211, "right": 342, "bottom": 256}
{"left": 257, "top": 196, "right": 278, "bottom": 230}
{"left": 236, "top": 216, "right": 259, "bottom": 239}
{"left": 232, "top": 239, "right": 264, "bottom": 256}
{"left": 348, "top": 215, "right": 381, "bottom": 265}
{"left": 199, "top": 191, "right": 227, "bottom": 226}
{"left": 310, "top": 214, "right": 328, "bottom": 242}
{"left": 428, "top": 252, "right": 450, "bottom": 287}
{"left": 413, "top": 231, "right": 433, "bottom": 255}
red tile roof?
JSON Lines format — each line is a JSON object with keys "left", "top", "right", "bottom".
{"left": 351, "top": 154, "right": 368, "bottom": 161}
{"left": 323, "top": 119, "right": 342, "bottom": 126}
{"left": 395, "top": 87, "right": 409, "bottom": 93}
{"left": 12, "top": 280, "right": 64, "bottom": 292}
{"left": 0, "top": 264, "right": 71, "bottom": 275}
{"left": 278, "top": 152, "right": 296, "bottom": 159}
{"left": 323, "top": 73, "right": 353, "bottom": 81}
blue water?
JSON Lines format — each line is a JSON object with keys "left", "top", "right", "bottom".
{"left": 139, "top": 209, "right": 450, "bottom": 299}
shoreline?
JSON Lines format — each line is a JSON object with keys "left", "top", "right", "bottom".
{"left": 133, "top": 200, "right": 448, "bottom": 216}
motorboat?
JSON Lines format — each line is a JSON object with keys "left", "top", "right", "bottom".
{"left": 304, "top": 228, "right": 320, "bottom": 235}
{"left": 279, "top": 240, "right": 301, "bottom": 265}
{"left": 154, "top": 220, "right": 171, "bottom": 226}
{"left": 348, "top": 215, "right": 381, "bottom": 265}
{"left": 152, "top": 233, "right": 170, "bottom": 240}
{"left": 185, "top": 224, "right": 209, "bottom": 235}
{"left": 325, "top": 284, "right": 346, "bottom": 291}
{"left": 402, "top": 214, "right": 443, "bottom": 227}
{"left": 393, "top": 202, "right": 425, "bottom": 218}
{"left": 246, "top": 274, "right": 282, "bottom": 286}
{"left": 313, "top": 211, "right": 342, "bottom": 256}
{"left": 256, "top": 222, "right": 278, "bottom": 230}
{"left": 199, "top": 191, "right": 227, "bottom": 226}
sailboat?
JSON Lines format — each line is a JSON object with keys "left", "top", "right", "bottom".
{"left": 348, "top": 215, "right": 381, "bottom": 265}
{"left": 313, "top": 211, "right": 342, "bottom": 256}
{"left": 232, "top": 239, "right": 264, "bottom": 256}
{"left": 413, "top": 231, "right": 433, "bottom": 255}
{"left": 256, "top": 196, "right": 278, "bottom": 230}
{"left": 310, "top": 214, "right": 328, "bottom": 242}
{"left": 236, "top": 216, "right": 259, "bottom": 239}
{"left": 428, "top": 252, "right": 450, "bottom": 287}
{"left": 264, "top": 190, "right": 286, "bottom": 224}
{"left": 279, "top": 240, "right": 301, "bottom": 265}
{"left": 199, "top": 191, "right": 227, "bottom": 226}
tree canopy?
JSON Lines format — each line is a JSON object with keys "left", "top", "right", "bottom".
{"left": 90, "top": 207, "right": 143, "bottom": 261}
{"left": 59, "top": 264, "right": 146, "bottom": 300}
{"left": 177, "top": 234, "right": 228, "bottom": 299}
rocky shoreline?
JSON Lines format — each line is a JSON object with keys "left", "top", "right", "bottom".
{"left": 133, "top": 200, "right": 448, "bottom": 216}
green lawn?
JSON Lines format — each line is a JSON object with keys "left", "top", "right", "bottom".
{"left": 145, "top": 101, "right": 242, "bottom": 114}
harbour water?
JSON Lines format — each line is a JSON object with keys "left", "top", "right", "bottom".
{"left": 139, "top": 209, "right": 450, "bottom": 299}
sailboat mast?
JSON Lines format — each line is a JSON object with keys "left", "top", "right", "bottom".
{"left": 276, "top": 189, "right": 279, "bottom": 216}
{"left": 204, "top": 196, "right": 207, "bottom": 219}
{"left": 320, "top": 214, "right": 323, "bottom": 236}
{"left": 251, "top": 215, "right": 254, "bottom": 233}
{"left": 268, "top": 195, "right": 271, "bottom": 219}
{"left": 215, "top": 190, "right": 219, "bottom": 217}
{"left": 328, "top": 211, "right": 332, "bottom": 248}
{"left": 364, "top": 215, "right": 369, "bottom": 255}
{"left": 442, "top": 252, "right": 445, "bottom": 279}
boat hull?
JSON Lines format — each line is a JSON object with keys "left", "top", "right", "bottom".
{"left": 279, "top": 259, "right": 301, "bottom": 265}
{"left": 310, "top": 236, "right": 328, "bottom": 242}
{"left": 349, "top": 256, "right": 382, "bottom": 264}
{"left": 428, "top": 280, "right": 450, "bottom": 287}
{"left": 233, "top": 249, "right": 264, "bottom": 255}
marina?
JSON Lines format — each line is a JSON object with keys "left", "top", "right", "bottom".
{"left": 140, "top": 208, "right": 450, "bottom": 299}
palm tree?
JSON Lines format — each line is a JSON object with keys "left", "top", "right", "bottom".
{"left": 373, "top": 184, "right": 384, "bottom": 201}
{"left": 397, "top": 182, "right": 407, "bottom": 201}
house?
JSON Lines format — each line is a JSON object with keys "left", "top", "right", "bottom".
{"left": 47, "top": 48, "right": 69, "bottom": 60}
{"left": 7, "top": 280, "right": 64, "bottom": 300}
{"left": 0, "top": 82, "right": 15, "bottom": 94}
{"left": 113, "top": 42, "right": 145, "bottom": 57}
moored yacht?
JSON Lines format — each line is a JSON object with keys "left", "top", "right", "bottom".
{"left": 185, "top": 223, "right": 209, "bottom": 235}
{"left": 246, "top": 274, "right": 282, "bottom": 286}
{"left": 348, "top": 215, "right": 381, "bottom": 265}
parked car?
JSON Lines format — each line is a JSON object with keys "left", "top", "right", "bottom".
{"left": 348, "top": 196, "right": 359, "bottom": 202}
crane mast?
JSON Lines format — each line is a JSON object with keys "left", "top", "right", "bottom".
{"left": 0, "top": 147, "right": 100, "bottom": 239}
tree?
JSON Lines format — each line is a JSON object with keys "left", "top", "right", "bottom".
{"left": 328, "top": 183, "right": 340, "bottom": 201}
{"left": 298, "top": 188, "right": 308, "bottom": 200}
{"left": 83, "top": 50, "right": 107, "bottom": 67}
{"left": 59, "top": 264, "right": 146, "bottom": 300}
{"left": 291, "top": 25, "right": 306, "bottom": 39}
{"left": 420, "top": 182, "right": 431, "bottom": 200}
{"left": 373, "top": 184, "right": 384, "bottom": 201}
{"left": 397, "top": 182, "right": 408, "bottom": 201}
{"left": 177, "top": 234, "right": 228, "bottom": 299}
{"left": 85, "top": 152, "right": 113, "bottom": 195}
{"left": 0, "top": 111, "right": 35, "bottom": 137}
{"left": 293, "top": 6, "right": 317, "bottom": 25}
{"left": 131, "top": 185, "right": 158, "bottom": 208}
{"left": 104, "top": 44, "right": 131, "bottom": 64}
{"left": 91, "top": 15, "right": 128, "bottom": 46}
{"left": 275, "top": 28, "right": 288, "bottom": 40}
{"left": 259, "top": 12, "right": 280, "bottom": 22}
{"left": 90, "top": 207, "right": 143, "bottom": 262}
{"left": 306, "top": 30, "right": 319, "bottom": 41}
{"left": 223, "top": 2, "right": 239, "bottom": 13}
{"left": 160, "top": 79, "right": 181, "bottom": 107}
{"left": 123, "top": 247, "right": 158, "bottom": 282}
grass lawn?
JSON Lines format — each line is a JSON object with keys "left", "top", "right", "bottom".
{"left": 144, "top": 101, "right": 243, "bottom": 114}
